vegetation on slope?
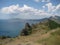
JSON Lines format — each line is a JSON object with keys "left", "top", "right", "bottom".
{"left": 21, "top": 19, "right": 60, "bottom": 36}
{"left": 0, "top": 19, "right": 60, "bottom": 45}
{"left": 20, "top": 19, "right": 60, "bottom": 45}
{"left": 38, "top": 28, "right": 60, "bottom": 45}
{"left": 48, "top": 19, "right": 60, "bottom": 29}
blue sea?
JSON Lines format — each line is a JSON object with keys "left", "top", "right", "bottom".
{"left": 0, "top": 19, "right": 41, "bottom": 37}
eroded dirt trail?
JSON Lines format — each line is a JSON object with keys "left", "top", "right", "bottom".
{"left": 5, "top": 29, "right": 58, "bottom": 45}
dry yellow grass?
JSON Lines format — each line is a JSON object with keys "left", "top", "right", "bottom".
{"left": 3, "top": 28, "right": 59, "bottom": 45}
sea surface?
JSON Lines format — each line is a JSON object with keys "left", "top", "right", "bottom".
{"left": 0, "top": 19, "right": 41, "bottom": 37}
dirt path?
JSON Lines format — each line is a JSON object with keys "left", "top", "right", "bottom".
{"left": 5, "top": 29, "right": 58, "bottom": 45}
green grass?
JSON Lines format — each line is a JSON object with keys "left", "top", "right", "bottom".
{"left": 48, "top": 20, "right": 60, "bottom": 29}
{"left": 37, "top": 28, "right": 60, "bottom": 45}
{"left": 45, "top": 35, "right": 60, "bottom": 45}
{"left": 51, "top": 28, "right": 60, "bottom": 36}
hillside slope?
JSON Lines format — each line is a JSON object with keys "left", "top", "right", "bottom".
{"left": 0, "top": 19, "right": 60, "bottom": 45}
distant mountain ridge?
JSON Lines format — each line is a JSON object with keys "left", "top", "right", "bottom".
{"left": 0, "top": 16, "right": 60, "bottom": 23}
{"left": 0, "top": 18, "right": 48, "bottom": 23}
{"left": 49, "top": 16, "right": 60, "bottom": 24}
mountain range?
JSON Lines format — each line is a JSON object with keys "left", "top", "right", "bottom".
{"left": 49, "top": 16, "right": 60, "bottom": 24}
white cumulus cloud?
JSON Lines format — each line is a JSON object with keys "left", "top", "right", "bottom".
{"left": 34, "top": 0, "right": 50, "bottom": 2}
{"left": 53, "top": 4, "right": 60, "bottom": 12}
{"left": 1, "top": 4, "right": 19, "bottom": 14}
{"left": 42, "top": 0, "right": 50, "bottom": 2}
{"left": 45, "top": 3, "right": 55, "bottom": 12}
{"left": 0, "top": 4, "right": 50, "bottom": 19}
{"left": 43, "top": 3, "right": 60, "bottom": 13}
{"left": 34, "top": 0, "right": 40, "bottom": 2}
{"left": 42, "top": 2, "right": 60, "bottom": 16}
{"left": 0, "top": 3, "right": 60, "bottom": 19}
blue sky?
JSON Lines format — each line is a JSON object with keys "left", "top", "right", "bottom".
{"left": 0, "top": 0, "right": 60, "bottom": 8}
{"left": 0, "top": 0, "right": 60, "bottom": 19}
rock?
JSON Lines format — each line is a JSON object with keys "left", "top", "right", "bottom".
{"left": 21, "top": 23, "right": 32, "bottom": 36}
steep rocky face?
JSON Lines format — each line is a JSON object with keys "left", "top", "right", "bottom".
{"left": 25, "top": 23, "right": 31, "bottom": 30}
{"left": 21, "top": 23, "right": 32, "bottom": 36}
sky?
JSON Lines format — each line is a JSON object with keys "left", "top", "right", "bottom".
{"left": 0, "top": 0, "right": 60, "bottom": 19}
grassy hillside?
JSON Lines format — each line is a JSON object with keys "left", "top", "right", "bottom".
{"left": 37, "top": 28, "right": 60, "bottom": 45}
{"left": 31, "top": 19, "right": 60, "bottom": 34}
{"left": 0, "top": 19, "right": 60, "bottom": 45}
{"left": 20, "top": 19, "right": 60, "bottom": 45}
{"left": 48, "top": 19, "right": 60, "bottom": 29}
{"left": 33, "top": 20, "right": 60, "bottom": 45}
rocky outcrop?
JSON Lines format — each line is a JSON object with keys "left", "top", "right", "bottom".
{"left": 21, "top": 17, "right": 60, "bottom": 36}
{"left": 21, "top": 23, "right": 32, "bottom": 36}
